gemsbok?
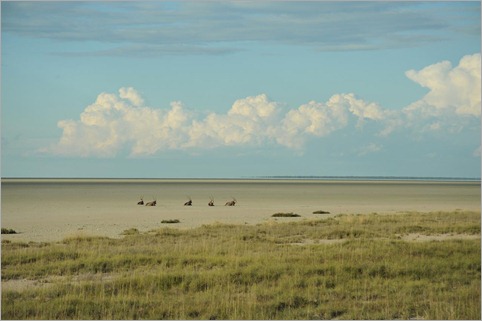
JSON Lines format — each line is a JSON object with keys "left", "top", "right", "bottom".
{"left": 145, "top": 197, "right": 157, "bottom": 206}
{"left": 225, "top": 197, "right": 236, "bottom": 206}
{"left": 208, "top": 196, "right": 215, "bottom": 206}
{"left": 137, "top": 196, "right": 144, "bottom": 205}
{"left": 184, "top": 196, "right": 192, "bottom": 206}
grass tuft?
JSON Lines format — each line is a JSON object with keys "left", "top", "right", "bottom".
{"left": 121, "top": 228, "right": 140, "bottom": 235}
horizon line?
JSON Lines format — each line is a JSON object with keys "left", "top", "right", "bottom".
{"left": 1, "top": 175, "right": 480, "bottom": 182}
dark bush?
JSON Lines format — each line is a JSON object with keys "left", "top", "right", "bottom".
{"left": 1, "top": 228, "right": 17, "bottom": 234}
{"left": 272, "top": 213, "right": 300, "bottom": 217}
{"left": 313, "top": 210, "right": 330, "bottom": 214}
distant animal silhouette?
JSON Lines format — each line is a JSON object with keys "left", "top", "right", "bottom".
{"left": 145, "top": 197, "right": 157, "bottom": 206}
{"left": 137, "top": 196, "right": 144, "bottom": 205}
{"left": 184, "top": 196, "right": 192, "bottom": 206}
{"left": 225, "top": 197, "right": 236, "bottom": 206}
{"left": 208, "top": 196, "right": 214, "bottom": 206}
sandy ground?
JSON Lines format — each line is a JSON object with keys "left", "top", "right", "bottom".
{"left": 1, "top": 179, "right": 480, "bottom": 243}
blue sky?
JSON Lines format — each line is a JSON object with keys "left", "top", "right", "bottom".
{"left": 1, "top": 1, "right": 481, "bottom": 178}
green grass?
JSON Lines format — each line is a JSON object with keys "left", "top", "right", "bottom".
{"left": 2, "top": 211, "right": 480, "bottom": 320}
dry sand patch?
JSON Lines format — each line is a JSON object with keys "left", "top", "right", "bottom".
{"left": 400, "top": 233, "right": 480, "bottom": 242}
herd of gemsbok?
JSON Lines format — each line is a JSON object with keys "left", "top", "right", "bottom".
{"left": 137, "top": 196, "right": 236, "bottom": 207}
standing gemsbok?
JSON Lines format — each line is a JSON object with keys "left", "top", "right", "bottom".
{"left": 225, "top": 197, "right": 236, "bottom": 206}
{"left": 145, "top": 197, "right": 157, "bottom": 206}
{"left": 208, "top": 196, "right": 215, "bottom": 206}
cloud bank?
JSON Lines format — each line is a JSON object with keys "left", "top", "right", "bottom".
{"left": 3, "top": 2, "right": 479, "bottom": 55}
{"left": 46, "top": 54, "right": 480, "bottom": 157}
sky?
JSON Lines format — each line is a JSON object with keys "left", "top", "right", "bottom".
{"left": 1, "top": 1, "right": 481, "bottom": 178}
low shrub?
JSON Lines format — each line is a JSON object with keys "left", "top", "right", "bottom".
{"left": 272, "top": 213, "right": 300, "bottom": 217}
{"left": 313, "top": 210, "right": 330, "bottom": 214}
{"left": 1, "top": 228, "right": 17, "bottom": 234}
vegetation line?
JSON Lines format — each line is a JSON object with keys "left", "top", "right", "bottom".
{"left": 2, "top": 211, "right": 480, "bottom": 320}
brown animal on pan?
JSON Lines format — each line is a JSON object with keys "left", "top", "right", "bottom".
{"left": 208, "top": 196, "right": 214, "bottom": 206}
{"left": 137, "top": 196, "right": 144, "bottom": 205}
{"left": 145, "top": 198, "right": 157, "bottom": 206}
{"left": 184, "top": 196, "right": 192, "bottom": 206}
{"left": 225, "top": 197, "right": 236, "bottom": 206}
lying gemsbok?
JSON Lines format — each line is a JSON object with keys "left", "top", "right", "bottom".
{"left": 145, "top": 197, "right": 157, "bottom": 206}
{"left": 208, "top": 196, "right": 214, "bottom": 206}
{"left": 225, "top": 197, "right": 236, "bottom": 206}
{"left": 184, "top": 196, "right": 192, "bottom": 206}
{"left": 137, "top": 196, "right": 144, "bottom": 205}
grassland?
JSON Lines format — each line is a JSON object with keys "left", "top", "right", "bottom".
{"left": 2, "top": 210, "right": 480, "bottom": 320}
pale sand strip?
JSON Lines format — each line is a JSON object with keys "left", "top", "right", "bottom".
{"left": 2, "top": 180, "right": 480, "bottom": 243}
{"left": 400, "top": 233, "right": 481, "bottom": 242}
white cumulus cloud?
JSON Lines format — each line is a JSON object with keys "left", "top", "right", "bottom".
{"left": 275, "top": 98, "right": 348, "bottom": 149}
{"left": 119, "top": 87, "right": 144, "bottom": 106}
{"left": 186, "top": 94, "right": 280, "bottom": 148}
{"left": 47, "top": 89, "right": 390, "bottom": 156}
{"left": 49, "top": 88, "right": 190, "bottom": 157}
{"left": 45, "top": 54, "right": 480, "bottom": 158}
{"left": 404, "top": 53, "right": 481, "bottom": 117}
